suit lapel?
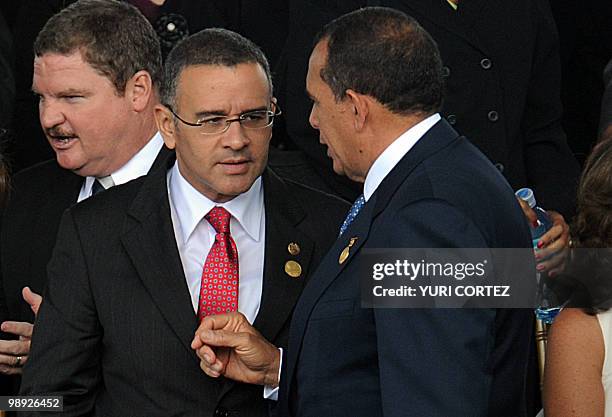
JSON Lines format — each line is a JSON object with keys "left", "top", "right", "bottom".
{"left": 218, "top": 169, "right": 316, "bottom": 400}
{"left": 284, "top": 119, "right": 462, "bottom": 398}
{"left": 253, "top": 169, "right": 314, "bottom": 343}
{"left": 120, "top": 153, "right": 199, "bottom": 361}
{"left": 283, "top": 199, "right": 373, "bottom": 397}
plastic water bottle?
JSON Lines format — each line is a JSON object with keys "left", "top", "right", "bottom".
{"left": 515, "top": 187, "right": 560, "bottom": 324}
{"left": 515, "top": 187, "right": 553, "bottom": 249}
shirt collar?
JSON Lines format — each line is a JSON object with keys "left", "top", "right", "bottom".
{"left": 83, "top": 131, "right": 164, "bottom": 194}
{"left": 168, "top": 160, "right": 264, "bottom": 243}
{"left": 363, "top": 113, "right": 441, "bottom": 201}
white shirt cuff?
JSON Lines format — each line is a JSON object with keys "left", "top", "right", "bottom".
{"left": 263, "top": 347, "right": 282, "bottom": 401}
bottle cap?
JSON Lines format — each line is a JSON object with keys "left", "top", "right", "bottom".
{"left": 515, "top": 187, "right": 536, "bottom": 208}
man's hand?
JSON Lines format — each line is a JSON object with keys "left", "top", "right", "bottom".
{"left": 191, "top": 312, "right": 281, "bottom": 387}
{"left": 0, "top": 321, "right": 32, "bottom": 375}
{"left": 0, "top": 287, "right": 43, "bottom": 375}
{"left": 517, "top": 198, "right": 569, "bottom": 276}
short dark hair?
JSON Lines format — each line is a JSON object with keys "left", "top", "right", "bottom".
{"left": 161, "top": 28, "right": 272, "bottom": 109}
{"left": 314, "top": 7, "right": 444, "bottom": 115}
{"left": 34, "top": 0, "right": 162, "bottom": 95}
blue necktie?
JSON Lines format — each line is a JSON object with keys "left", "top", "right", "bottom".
{"left": 339, "top": 194, "right": 365, "bottom": 236}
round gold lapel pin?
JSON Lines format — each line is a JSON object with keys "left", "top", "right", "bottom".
{"left": 285, "top": 260, "right": 302, "bottom": 278}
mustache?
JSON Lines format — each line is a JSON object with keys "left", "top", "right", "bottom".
{"left": 46, "top": 127, "right": 76, "bottom": 138}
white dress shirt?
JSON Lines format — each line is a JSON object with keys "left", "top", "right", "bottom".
{"left": 167, "top": 161, "right": 266, "bottom": 324}
{"left": 77, "top": 132, "right": 164, "bottom": 202}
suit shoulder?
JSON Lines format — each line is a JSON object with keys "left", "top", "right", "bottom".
{"left": 12, "top": 159, "right": 75, "bottom": 191}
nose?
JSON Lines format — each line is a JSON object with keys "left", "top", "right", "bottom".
{"left": 222, "top": 120, "right": 250, "bottom": 151}
{"left": 39, "top": 99, "right": 65, "bottom": 130}
{"left": 309, "top": 104, "right": 319, "bottom": 130}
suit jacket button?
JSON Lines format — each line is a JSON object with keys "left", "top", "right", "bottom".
{"left": 480, "top": 58, "right": 492, "bottom": 70}
{"left": 494, "top": 162, "right": 505, "bottom": 173}
{"left": 447, "top": 114, "right": 457, "bottom": 125}
{"left": 441, "top": 65, "right": 451, "bottom": 77}
{"left": 487, "top": 110, "right": 499, "bottom": 122}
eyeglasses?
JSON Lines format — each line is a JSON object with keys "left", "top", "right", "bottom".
{"left": 167, "top": 104, "right": 282, "bottom": 135}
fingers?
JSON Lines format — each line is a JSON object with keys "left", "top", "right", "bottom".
{"left": 0, "top": 339, "right": 31, "bottom": 357}
{"left": 196, "top": 346, "right": 227, "bottom": 378}
{"left": 536, "top": 211, "right": 569, "bottom": 250}
{"left": 534, "top": 211, "right": 570, "bottom": 276}
{"left": 517, "top": 198, "right": 538, "bottom": 227}
{"left": 22, "top": 287, "right": 43, "bottom": 316}
{"left": 0, "top": 339, "right": 30, "bottom": 375}
{"left": 1, "top": 321, "right": 34, "bottom": 338}
{"left": 197, "top": 328, "right": 250, "bottom": 350}
{"left": 192, "top": 312, "right": 251, "bottom": 348}
{"left": 0, "top": 363, "right": 24, "bottom": 375}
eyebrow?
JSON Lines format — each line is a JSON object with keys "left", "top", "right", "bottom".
{"left": 31, "top": 87, "right": 88, "bottom": 97}
{"left": 194, "top": 106, "right": 269, "bottom": 119}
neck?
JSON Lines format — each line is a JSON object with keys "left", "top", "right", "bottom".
{"left": 364, "top": 111, "right": 429, "bottom": 168}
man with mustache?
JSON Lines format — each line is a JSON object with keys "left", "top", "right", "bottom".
{"left": 0, "top": 0, "right": 168, "bottom": 391}
{"left": 19, "top": 26, "right": 347, "bottom": 416}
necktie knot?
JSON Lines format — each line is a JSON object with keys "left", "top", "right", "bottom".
{"left": 205, "top": 206, "right": 231, "bottom": 234}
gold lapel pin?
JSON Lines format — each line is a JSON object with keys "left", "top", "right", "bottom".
{"left": 287, "top": 242, "right": 300, "bottom": 256}
{"left": 285, "top": 260, "right": 302, "bottom": 278}
{"left": 339, "top": 237, "right": 358, "bottom": 264}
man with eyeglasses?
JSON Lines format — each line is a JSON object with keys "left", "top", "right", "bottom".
{"left": 19, "top": 28, "right": 348, "bottom": 417}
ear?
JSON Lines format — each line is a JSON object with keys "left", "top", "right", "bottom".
{"left": 154, "top": 104, "right": 177, "bottom": 150}
{"left": 345, "top": 89, "right": 368, "bottom": 130}
{"left": 126, "top": 70, "right": 154, "bottom": 112}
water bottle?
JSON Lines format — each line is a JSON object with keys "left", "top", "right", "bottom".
{"left": 515, "top": 187, "right": 553, "bottom": 249}
{"left": 515, "top": 187, "right": 560, "bottom": 323}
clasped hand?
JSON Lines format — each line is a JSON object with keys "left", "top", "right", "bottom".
{"left": 191, "top": 312, "right": 281, "bottom": 387}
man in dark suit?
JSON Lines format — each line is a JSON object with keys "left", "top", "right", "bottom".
{"left": 0, "top": 0, "right": 166, "bottom": 389}
{"left": 193, "top": 8, "right": 537, "bottom": 416}
{"left": 20, "top": 28, "right": 348, "bottom": 416}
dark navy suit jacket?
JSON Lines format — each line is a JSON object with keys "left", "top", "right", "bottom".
{"left": 280, "top": 119, "right": 535, "bottom": 417}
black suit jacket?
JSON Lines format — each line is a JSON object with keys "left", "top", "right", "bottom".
{"left": 0, "top": 147, "right": 171, "bottom": 326}
{"left": 280, "top": 119, "right": 536, "bottom": 417}
{"left": 20, "top": 153, "right": 348, "bottom": 416}
{"left": 0, "top": 147, "right": 170, "bottom": 398}
{"left": 274, "top": 0, "right": 580, "bottom": 216}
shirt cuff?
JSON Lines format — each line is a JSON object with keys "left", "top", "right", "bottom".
{"left": 263, "top": 347, "right": 282, "bottom": 401}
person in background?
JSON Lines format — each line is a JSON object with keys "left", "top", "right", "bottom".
{"left": 544, "top": 137, "right": 612, "bottom": 416}
{"left": 0, "top": 0, "right": 167, "bottom": 395}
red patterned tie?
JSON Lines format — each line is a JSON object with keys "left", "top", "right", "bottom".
{"left": 198, "top": 207, "right": 239, "bottom": 321}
